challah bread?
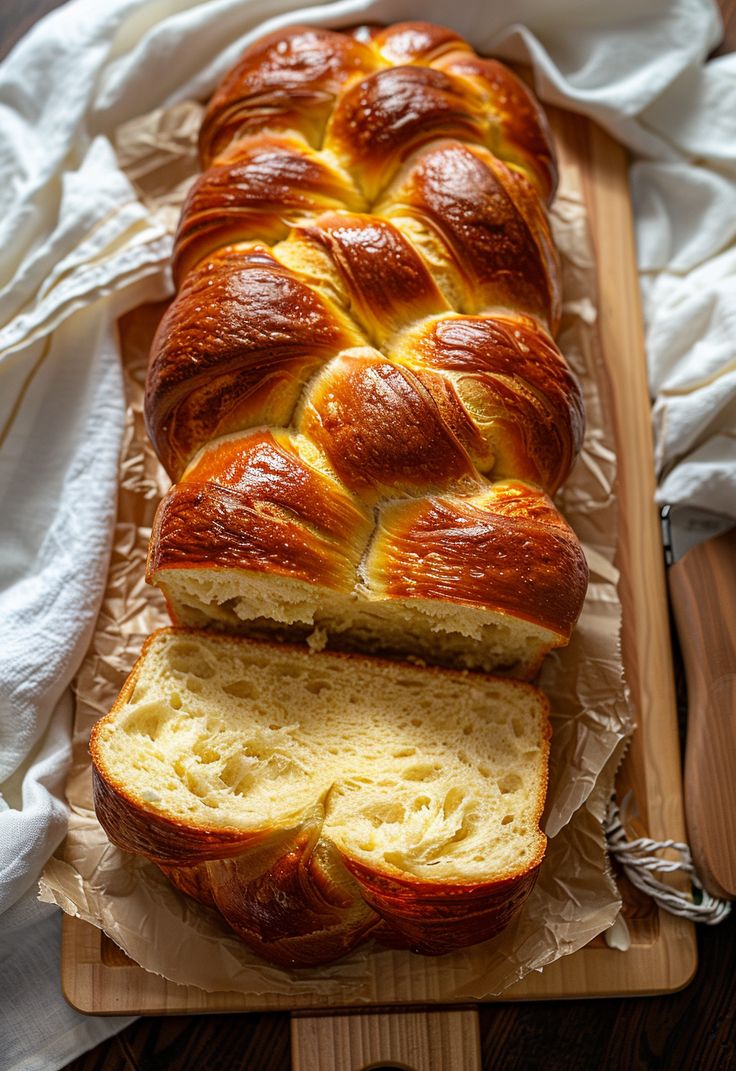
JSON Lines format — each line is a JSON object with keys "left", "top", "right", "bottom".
{"left": 91, "top": 629, "right": 551, "bottom": 966}
{"left": 149, "top": 451, "right": 586, "bottom": 676}
{"left": 90, "top": 24, "right": 587, "bottom": 967}
{"left": 143, "top": 21, "right": 588, "bottom": 678}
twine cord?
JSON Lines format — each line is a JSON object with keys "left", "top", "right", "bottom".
{"left": 604, "top": 798, "right": 731, "bottom": 925}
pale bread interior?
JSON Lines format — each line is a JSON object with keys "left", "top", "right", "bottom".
{"left": 94, "top": 631, "right": 549, "bottom": 883}
{"left": 154, "top": 568, "right": 561, "bottom": 678}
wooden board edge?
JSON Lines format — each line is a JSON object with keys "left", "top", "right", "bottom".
{"left": 584, "top": 119, "right": 685, "bottom": 837}
{"left": 61, "top": 915, "right": 214, "bottom": 1017}
{"left": 60, "top": 912, "right": 698, "bottom": 1015}
{"left": 576, "top": 115, "right": 697, "bottom": 984}
{"left": 581, "top": 113, "right": 696, "bottom": 957}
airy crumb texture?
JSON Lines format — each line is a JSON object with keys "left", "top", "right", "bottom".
{"left": 92, "top": 630, "right": 550, "bottom": 884}
{"left": 155, "top": 568, "right": 560, "bottom": 679}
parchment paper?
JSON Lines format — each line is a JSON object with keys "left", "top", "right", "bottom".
{"left": 40, "top": 100, "right": 634, "bottom": 999}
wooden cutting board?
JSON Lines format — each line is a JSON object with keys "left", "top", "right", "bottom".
{"left": 60, "top": 102, "right": 696, "bottom": 1029}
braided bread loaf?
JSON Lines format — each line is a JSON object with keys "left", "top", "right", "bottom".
{"left": 144, "top": 21, "right": 588, "bottom": 679}
{"left": 91, "top": 23, "right": 590, "bottom": 970}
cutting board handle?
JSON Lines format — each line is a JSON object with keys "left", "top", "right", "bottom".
{"left": 291, "top": 1008, "right": 481, "bottom": 1070}
{"left": 669, "top": 527, "right": 736, "bottom": 899}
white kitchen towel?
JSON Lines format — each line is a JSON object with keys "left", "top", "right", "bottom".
{"left": 0, "top": 894, "right": 136, "bottom": 1071}
{"left": 0, "top": 1, "right": 733, "bottom": 1068}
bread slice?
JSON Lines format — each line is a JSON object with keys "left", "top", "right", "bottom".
{"left": 91, "top": 628, "right": 551, "bottom": 966}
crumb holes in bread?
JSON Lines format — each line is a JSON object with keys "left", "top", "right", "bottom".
{"left": 193, "top": 740, "right": 220, "bottom": 764}
{"left": 122, "top": 703, "right": 171, "bottom": 740}
{"left": 222, "top": 679, "right": 257, "bottom": 700}
{"left": 169, "top": 692, "right": 182, "bottom": 710}
{"left": 402, "top": 763, "right": 440, "bottom": 782}
{"left": 305, "top": 678, "right": 329, "bottom": 695}
{"left": 499, "top": 773, "right": 522, "bottom": 794}
{"left": 167, "top": 644, "right": 215, "bottom": 678}
{"left": 442, "top": 787, "right": 465, "bottom": 817}
{"left": 448, "top": 819, "right": 472, "bottom": 845}
{"left": 369, "top": 802, "right": 405, "bottom": 825}
{"left": 502, "top": 814, "right": 514, "bottom": 825}
{"left": 219, "top": 755, "right": 254, "bottom": 795}
{"left": 173, "top": 760, "right": 211, "bottom": 801}
{"left": 512, "top": 718, "right": 525, "bottom": 738}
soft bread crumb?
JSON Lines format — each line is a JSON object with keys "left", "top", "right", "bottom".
{"left": 154, "top": 568, "right": 560, "bottom": 678}
{"left": 92, "top": 631, "right": 550, "bottom": 884}
{"left": 306, "top": 626, "right": 328, "bottom": 652}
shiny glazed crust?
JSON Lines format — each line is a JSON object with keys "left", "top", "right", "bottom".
{"left": 95, "top": 22, "right": 589, "bottom": 968}
{"left": 143, "top": 20, "right": 588, "bottom": 662}
{"left": 91, "top": 629, "right": 550, "bottom": 966}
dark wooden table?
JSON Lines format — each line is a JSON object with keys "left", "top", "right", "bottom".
{"left": 2, "top": 3, "right": 734, "bottom": 1069}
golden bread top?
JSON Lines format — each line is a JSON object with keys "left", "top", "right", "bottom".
{"left": 144, "top": 22, "right": 587, "bottom": 637}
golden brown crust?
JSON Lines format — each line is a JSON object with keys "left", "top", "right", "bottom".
{"left": 324, "top": 65, "right": 488, "bottom": 201}
{"left": 145, "top": 246, "right": 362, "bottom": 479}
{"left": 379, "top": 141, "right": 560, "bottom": 330}
{"left": 366, "top": 482, "right": 589, "bottom": 639}
{"left": 364, "top": 22, "right": 472, "bottom": 66}
{"left": 143, "top": 19, "right": 584, "bottom": 673}
{"left": 291, "top": 212, "right": 449, "bottom": 344}
{"left": 199, "top": 26, "right": 378, "bottom": 163}
{"left": 158, "top": 818, "right": 380, "bottom": 967}
{"left": 394, "top": 313, "right": 584, "bottom": 494}
{"left": 298, "top": 353, "right": 480, "bottom": 500}
{"left": 173, "top": 137, "right": 365, "bottom": 284}
{"left": 342, "top": 856, "right": 541, "bottom": 954}
{"left": 147, "top": 430, "right": 372, "bottom": 590}
{"left": 432, "top": 53, "right": 558, "bottom": 200}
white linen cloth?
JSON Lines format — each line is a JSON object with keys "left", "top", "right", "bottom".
{"left": 0, "top": 0, "right": 732, "bottom": 1067}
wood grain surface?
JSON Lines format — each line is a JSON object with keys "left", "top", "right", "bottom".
{"left": 2, "top": 1, "right": 734, "bottom": 1069}
{"left": 670, "top": 529, "right": 736, "bottom": 899}
{"left": 291, "top": 1010, "right": 482, "bottom": 1071}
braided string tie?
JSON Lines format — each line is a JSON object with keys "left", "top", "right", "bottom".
{"left": 604, "top": 796, "right": 731, "bottom": 925}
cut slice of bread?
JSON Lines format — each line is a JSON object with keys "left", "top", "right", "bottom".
{"left": 91, "top": 628, "right": 551, "bottom": 966}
